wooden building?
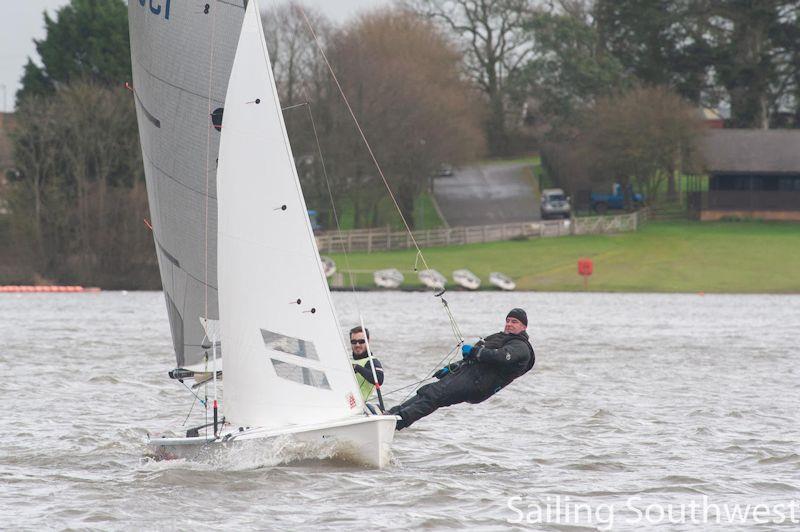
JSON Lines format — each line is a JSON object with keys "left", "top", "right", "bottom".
{"left": 694, "top": 129, "right": 800, "bottom": 221}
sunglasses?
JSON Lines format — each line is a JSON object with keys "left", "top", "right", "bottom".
{"left": 350, "top": 339, "right": 366, "bottom": 345}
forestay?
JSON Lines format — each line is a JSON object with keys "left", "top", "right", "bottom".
{"left": 217, "top": 1, "right": 365, "bottom": 429}
{"left": 128, "top": 0, "right": 246, "bottom": 371}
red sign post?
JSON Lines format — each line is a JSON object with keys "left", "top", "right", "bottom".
{"left": 578, "top": 258, "right": 593, "bottom": 289}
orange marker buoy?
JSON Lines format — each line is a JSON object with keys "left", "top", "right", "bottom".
{"left": 0, "top": 285, "right": 102, "bottom": 293}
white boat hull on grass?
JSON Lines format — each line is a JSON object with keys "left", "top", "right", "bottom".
{"left": 453, "top": 269, "right": 481, "bottom": 290}
{"left": 489, "top": 272, "right": 516, "bottom": 291}
{"left": 418, "top": 269, "right": 446, "bottom": 290}
{"left": 374, "top": 268, "right": 404, "bottom": 289}
{"left": 148, "top": 415, "right": 398, "bottom": 469}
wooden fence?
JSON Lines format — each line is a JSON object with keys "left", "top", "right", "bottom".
{"left": 572, "top": 211, "right": 640, "bottom": 235}
{"left": 316, "top": 211, "right": 642, "bottom": 254}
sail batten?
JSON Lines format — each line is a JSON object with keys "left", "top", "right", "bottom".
{"left": 217, "top": 0, "right": 364, "bottom": 429}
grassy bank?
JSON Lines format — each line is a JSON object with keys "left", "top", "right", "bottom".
{"left": 330, "top": 221, "right": 800, "bottom": 293}
{"left": 319, "top": 191, "right": 445, "bottom": 231}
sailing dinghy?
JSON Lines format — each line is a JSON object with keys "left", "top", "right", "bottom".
{"left": 452, "top": 269, "right": 481, "bottom": 290}
{"left": 131, "top": 0, "right": 396, "bottom": 468}
{"left": 373, "top": 268, "right": 404, "bottom": 289}
{"left": 418, "top": 269, "right": 446, "bottom": 290}
{"left": 489, "top": 272, "right": 516, "bottom": 291}
{"left": 320, "top": 256, "right": 337, "bottom": 278}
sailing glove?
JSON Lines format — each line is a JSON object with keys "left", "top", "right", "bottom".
{"left": 433, "top": 366, "right": 450, "bottom": 379}
{"left": 462, "top": 344, "right": 475, "bottom": 358}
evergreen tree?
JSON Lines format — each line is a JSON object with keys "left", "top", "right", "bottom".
{"left": 16, "top": 0, "right": 130, "bottom": 103}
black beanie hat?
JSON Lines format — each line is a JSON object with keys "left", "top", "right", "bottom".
{"left": 506, "top": 308, "right": 528, "bottom": 326}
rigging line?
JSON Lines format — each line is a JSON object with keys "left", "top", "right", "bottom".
{"left": 204, "top": 1, "right": 219, "bottom": 324}
{"left": 380, "top": 378, "right": 430, "bottom": 398}
{"left": 298, "top": 6, "right": 465, "bottom": 343}
{"left": 180, "top": 379, "right": 207, "bottom": 409}
{"left": 440, "top": 295, "right": 464, "bottom": 343}
{"left": 298, "top": 99, "right": 375, "bottom": 409}
{"left": 399, "top": 343, "right": 463, "bottom": 403}
{"left": 296, "top": 95, "right": 382, "bottom": 411}
{"left": 301, "top": 101, "right": 362, "bottom": 300}
{"left": 181, "top": 392, "right": 198, "bottom": 427}
{"left": 298, "top": 9, "right": 434, "bottom": 280}
{"left": 285, "top": 96, "right": 368, "bottom": 396}
{"left": 282, "top": 102, "right": 308, "bottom": 112}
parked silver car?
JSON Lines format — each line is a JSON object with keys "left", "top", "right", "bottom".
{"left": 540, "top": 188, "right": 571, "bottom": 219}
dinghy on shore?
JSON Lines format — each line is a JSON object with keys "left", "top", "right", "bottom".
{"left": 452, "top": 269, "right": 481, "bottom": 290}
{"left": 489, "top": 272, "right": 516, "bottom": 291}
{"left": 374, "top": 268, "right": 404, "bottom": 289}
{"left": 418, "top": 269, "right": 446, "bottom": 290}
{"left": 320, "top": 256, "right": 337, "bottom": 278}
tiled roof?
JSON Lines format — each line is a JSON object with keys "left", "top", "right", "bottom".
{"left": 702, "top": 129, "right": 800, "bottom": 174}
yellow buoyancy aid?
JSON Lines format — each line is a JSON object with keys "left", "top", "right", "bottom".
{"left": 354, "top": 356, "right": 376, "bottom": 401}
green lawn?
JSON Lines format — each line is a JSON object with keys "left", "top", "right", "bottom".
{"left": 322, "top": 191, "right": 445, "bottom": 231}
{"left": 330, "top": 221, "right": 800, "bottom": 293}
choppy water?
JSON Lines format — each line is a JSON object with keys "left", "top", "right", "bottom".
{"left": 2, "top": 291, "right": 799, "bottom": 530}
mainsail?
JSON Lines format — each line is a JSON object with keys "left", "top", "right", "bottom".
{"left": 128, "top": 1, "right": 246, "bottom": 370}
{"left": 217, "top": 0, "right": 365, "bottom": 429}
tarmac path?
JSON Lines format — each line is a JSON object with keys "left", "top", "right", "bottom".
{"left": 432, "top": 161, "right": 540, "bottom": 227}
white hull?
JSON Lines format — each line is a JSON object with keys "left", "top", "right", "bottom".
{"left": 489, "top": 272, "right": 516, "bottom": 291}
{"left": 452, "top": 269, "right": 481, "bottom": 290}
{"left": 374, "top": 268, "right": 404, "bottom": 289}
{"left": 418, "top": 269, "right": 446, "bottom": 290}
{"left": 320, "top": 256, "right": 337, "bottom": 278}
{"left": 148, "top": 415, "right": 397, "bottom": 469}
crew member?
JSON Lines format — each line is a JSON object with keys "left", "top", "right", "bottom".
{"left": 388, "top": 308, "right": 534, "bottom": 430}
{"left": 350, "top": 326, "right": 384, "bottom": 401}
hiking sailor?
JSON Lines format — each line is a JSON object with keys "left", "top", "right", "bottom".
{"left": 388, "top": 308, "right": 535, "bottom": 430}
{"left": 350, "top": 326, "right": 384, "bottom": 401}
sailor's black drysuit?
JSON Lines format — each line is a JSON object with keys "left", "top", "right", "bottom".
{"left": 388, "top": 331, "right": 535, "bottom": 430}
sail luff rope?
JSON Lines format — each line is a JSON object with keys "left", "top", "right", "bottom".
{"left": 298, "top": 7, "right": 465, "bottom": 345}
{"left": 201, "top": 0, "right": 218, "bottom": 423}
{"left": 203, "top": 0, "right": 218, "bottom": 330}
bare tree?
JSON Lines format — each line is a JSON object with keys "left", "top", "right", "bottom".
{"left": 580, "top": 86, "right": 705, "bottom": 202}
{"left": 9, "top": 82, "right": 156, "bottom": 287}
{"left": 325, "top": 9, "right": 485, "bottom": 227}
{"left": 543, "top": 86, "right": 704, "bottom": 205}
{"left": 263, "top": 2, "right": 332, "bottom": 108}
{"left": 262, "top": 3, "right": 342, "bottom": 227}
{"left": 8, "top": 97, "right": 60, "bottom": 258}
{"left": 406, "top": 0, "right": 537, "bottom": 156}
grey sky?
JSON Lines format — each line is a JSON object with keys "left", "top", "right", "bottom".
{"left": 1, "top": 0, "right": 391, "bottom": 112}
